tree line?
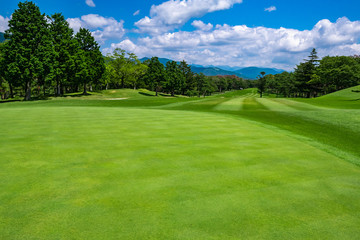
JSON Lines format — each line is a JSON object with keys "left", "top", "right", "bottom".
{"left": 0, "top": 1, "right": 105, "bottom": 100}
{"left": 103, "top": 49, "right": 255, "bottom": 97}
{"left": 257, "top": 49, "right": 360, "bottom": 98}
{"left": 0, "top": 1, "right": 254, "bottom": 101}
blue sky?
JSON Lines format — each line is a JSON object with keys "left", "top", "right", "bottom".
{"left": 1, "top": 0, "right": 360, "bottom": 70}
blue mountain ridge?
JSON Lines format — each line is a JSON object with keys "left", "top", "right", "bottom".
{"left": 140, "top": 57, "right": 284, "bottom": 80}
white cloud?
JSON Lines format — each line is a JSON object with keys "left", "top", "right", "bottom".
{"left": 67, "top": 14, "right": 125, "bottom": 44}
{"left": 135, "top": 0, "right": 243, "bottom": 34}
{"left": 133, "top": 10, "right": 140, "bottom": 16}
{"left": 0, "top": 15, "right": 10, "bottom": 32}
{"left": 265, "top": 6, "right": 276, "bottom": 12}
{"left": 105, "top": 17, "right": 360, "bottom": 70}
{"left": 86, "top": 0, "right": 96, "bottom": 7}
{"left": 192, "top": 20, "right": 213, "bottom": 31}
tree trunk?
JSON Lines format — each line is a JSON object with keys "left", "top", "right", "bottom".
{"left": 83, "top": 82, "right": 87, "bottom": 95}
{"left": 24, "top": 81, "right": 31, "bottom": 101}
{"left": 9, "top": 83, "right": 14, "bottom": 98}
{"left": 57, "top": 80, "right": 61, "bottom": 96}
{"left": 106, "top": 83, "right": 109, "bottom": 90}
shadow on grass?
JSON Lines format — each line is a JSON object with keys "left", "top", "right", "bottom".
{"left": 64, "top": 92, "right": 92, "bottom": 97}
{"left": 138, "top": 92, "right": 156, "bottom": 97}
{"left": 0, "top": 99, "right": 22, "bottom": 104}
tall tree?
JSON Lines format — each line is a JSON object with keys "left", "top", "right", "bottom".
{"left": 294, "top": 48, "right": 319, "bottom": 97}
{"left": 106, "top": 49, "right": 147, "bottom": 89}
{"left": 144, "top": 57, "right": 165, "bottom": 96}
{"left": 4, "top": 1, "right": 52, "bottom": 100}
{"left": 75, "top": 28, "right": 105, "bottom": 94}
{"left": 178, "top": 60, "right": 194, "bottom": 94}
{"left": 165, "top": 61, "right": 184, "bottom": 96}
{"left": 49, "top": 13, "right": 77, "bottom": 96}
{"left": 257, "top": 71, "right": 266, "bottom": 98}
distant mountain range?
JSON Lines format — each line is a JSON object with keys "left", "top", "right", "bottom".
{"left": 0, "top": 32, "right": 5, "bottom": 43}
{"left": 140, "top": 57, "right": 285, "bottom": 79}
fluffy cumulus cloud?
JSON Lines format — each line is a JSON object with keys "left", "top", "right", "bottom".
{"left": 192, "top": 20, "right": 213, "bottom": 31}
{"left": 85, "top": 0, "right": 96, "bottom": 7}
{"left": 67, "top": 14, "right": 125, "bottom": 44}
{"left": 0, "top": 15, "right": 10, "bottom": 32}
{"left": 265, "top": 6, "right": 276, "bottom": 12}
{"left": 105, "top": 17, "right": 360, "bottom": 70}
{"left": 135, "top": 0, "right": 242, "bottom": 34}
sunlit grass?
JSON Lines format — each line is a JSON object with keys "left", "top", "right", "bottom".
{"left": 0, "top": 87, "right": 359, "bottom": 239}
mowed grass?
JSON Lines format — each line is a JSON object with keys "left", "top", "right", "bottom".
{"left": 0, "top": 87, "right": 360, "bottom": 239}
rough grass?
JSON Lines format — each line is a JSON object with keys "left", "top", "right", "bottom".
{"left": 0, "top": 87, "right": 359, "bottom": 239}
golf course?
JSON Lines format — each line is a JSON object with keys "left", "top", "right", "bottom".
{"left": 0, "top": 86, "right": 359, "bottom": 239}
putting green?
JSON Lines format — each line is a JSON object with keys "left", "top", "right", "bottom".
{"left": 1, "top": 104, "right": 360, "bottom": 239}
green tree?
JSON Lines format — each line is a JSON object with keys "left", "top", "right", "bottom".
{"left": 144, "top": 57, "right": 165, "bottom": 96}
{"left": 317, "top": 56, "right": 360, "bottom": 93}
{"left": 257, "top": 71, "right": 266, "bottom": 98}
{"left": 294, "top": 48, "right": 319, "bottom": 97}
{"left": 4, "top": 1, "right": 52, "bottom": 100}
{"left": 75, "top": 28, "right": 105, "bottom": 94}
{"left": 165, "top": 61, "right": 185, "bottom": 96}
{"left": 106, "top": 49, "right": 147, "bottom": 89}
{"left": 178, "top": 60, "right": 194, "bottom": 94}
{"left": 194, "top": 73, "right": 216, "bottom": 97}
{"left": 0, "top": 42, "right": 9, "bottom": 99}
{"left": 49, "top": 13, "right": 77, "bottom": 96}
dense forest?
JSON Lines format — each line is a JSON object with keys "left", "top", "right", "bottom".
{"left": 0, "top": 1, "right": 359, "bottom": 101}
{"left": 258, "top": 49, "right": 360, "bottom": 98}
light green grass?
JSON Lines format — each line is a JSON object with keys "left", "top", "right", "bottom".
{"left": 0, "top": 87, "right": 360, "bottom": 239}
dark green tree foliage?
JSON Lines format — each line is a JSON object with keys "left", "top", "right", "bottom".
{"left": 165, "top": 61, "right": 185, "bottom": 96}
{"left": 257, "top": 71, "right": 266, "bottom": 98}
{"left": 0, "top": 42, "right": 10, "bottom": 99}
{"left": 267, "top": 48, "right": 360, "bottom": 98}
{"left": 144, "top": 57, "right": 165, "bottom": 96}
{"left": 317, "top": 56, "right": 360, "bottom": 93}
{"left": 75, "top": 28, "right": 105, "bottom": 94}
{"left": 4, "top": 1, "right": 52, "bottom": 100}
{"left": 294, "top": 48, "right": 319, "bottom": 97}
{"left": 195, "top": 73, "right": 217, "bottom": 97}
{"left": 179, "top": 60, "right": 194, "bottom": 94}
{"left": 49, "top": 13, "right": 77, "bottom": 96}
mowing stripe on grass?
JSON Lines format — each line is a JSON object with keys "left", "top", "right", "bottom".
{"left": 1, "top": 106, "right": 360, "bottom": 239}
{"left": 213, "top": 97, "right": 245, "bottom": 111}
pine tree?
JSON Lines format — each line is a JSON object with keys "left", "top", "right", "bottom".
{"left": 75, "top": 28, "right": 105, "bottom": 94}
{"left": 165, "top": 61, "right": 184, "bottom": 96}
{"left": 49, "top": 13, "right": 77, "bottom": 96}
{"left": 144, "top": 57, "right": 165, "bottom": 96}
{"left": 4, "top": 1, "right": 52, "bottom": 100}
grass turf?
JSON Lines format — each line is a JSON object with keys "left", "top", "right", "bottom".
{"left": 0, "top": 87, "right": 360, "bottom": 239}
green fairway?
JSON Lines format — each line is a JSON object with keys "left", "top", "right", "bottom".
{"left": 0, "top": 88, "right": 360, "bottom": 239}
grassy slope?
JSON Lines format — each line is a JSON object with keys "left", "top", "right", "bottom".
{"left": 0, "top": 88, "right": 360, "bottom": 239}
